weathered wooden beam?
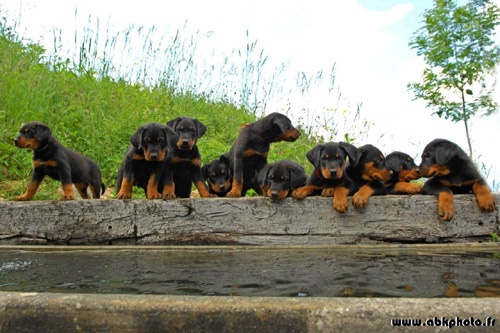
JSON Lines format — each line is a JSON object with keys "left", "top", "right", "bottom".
{"left": 0, "top": 194, "right": 498, "bottom": 245}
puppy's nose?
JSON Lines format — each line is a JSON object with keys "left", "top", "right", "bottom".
{"left": 13, "top": 138, "right": 18, "bottom": 145}
{"left": 149, "top": 153, "right": 158, "bottom": 160}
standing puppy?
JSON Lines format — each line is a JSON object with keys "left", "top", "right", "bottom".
{"left": 226, "top": 112, "right": 300, "bottom": 197}
{"left": 162, "top": 116, "right": 212, "bottom": 198}
{"left": 14, "top": 121, "right": 105, "bottom": 200}
{"left": 419, "top": 138, "right": 495, "bottom": 221}
{"left": 116, "top": 122, "right": 177, "bottom": 199}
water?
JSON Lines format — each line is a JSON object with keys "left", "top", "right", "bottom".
{"left": 0, "top": 246, "right": 499, "bottom": 297}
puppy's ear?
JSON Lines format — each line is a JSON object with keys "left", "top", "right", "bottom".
{"left": 194, "top": 119, "right": 207, "bottom": 138}
{"left": 130, "top": 126, "right": 146, "bottom": 149}
{"left": 339, "top": 142, "right": 358, "bottom": 167}
{"left": 258, "top": 164, "right": 271, "bottom": 188}
{"left": 385, "top": 154, "right": 402, "bottom": 173}
{"left": 289, "top": 165, "right": 307, "bottom": 190}
{"left": 435, "top": 142, "right": 462, "bottom": 165}
{"left": 34, "top": 123, "right": 52, "bottom": 142}
{"left": 219, "top": 153, "right": 230, "bottom": 164}
{"left": 202, "top": 163, "right": 210, "bottom": 179}
{"left": 268, "top": 113, "right": 293, "bottom": 134}
{"left": 306, "top": 145, "right": 323, "bottom": 167}
{"left": 165, "top": 125, "right": 180, "bottom": 148}
{"left": 166, "top": 117, "right": 182, "bottom": 131}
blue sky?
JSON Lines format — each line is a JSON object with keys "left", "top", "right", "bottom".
{"left": 2, "top": 0, "right": 500, "bottom": 186}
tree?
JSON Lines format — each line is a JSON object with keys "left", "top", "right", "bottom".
{"left": 408, "top": 0, "right": 500, "bottom": 159}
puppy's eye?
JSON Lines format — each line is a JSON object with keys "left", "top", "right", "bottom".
{"left": 221, "top": 170, "right": 225, "bottom": 175}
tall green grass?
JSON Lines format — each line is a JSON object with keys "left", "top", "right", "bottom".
{"left": 0, "top": 14, "right": 314, "bottom": 199}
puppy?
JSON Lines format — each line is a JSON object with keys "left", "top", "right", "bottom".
{"left": 14, "top": 121, "right": 105, "bottom": 200}
{"left": 346, "top": 144, "right": 392, "bottom": 208}
{"left": 226, "top": 112, "right": 300, "bottom": 197}
{"left": 116, "top": 122, "right": 177, "bottom": 199}
{"left": 162, "top": 116, "right": 212, "bottom": 198}
{"left": 292, "top": 142, "right": 357, "bottom": 213}
{"left": 258, "top": 160, "right": 307, "bottom": 200}
{"left": 419, "top": 138, "right": 495, "bottom": 221}
{"left": 202, "top": 154, "right": 232, "bottom": 197}
{"left": 385, "top": 151, "right": 422, "bottom": 194}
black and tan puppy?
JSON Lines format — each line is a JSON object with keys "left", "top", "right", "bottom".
{"left": 419, "top": 138, "right": 495, "bottom": 221}
{"left": 385, "top": 151, "right": 422, "bottom": 194}
{"left": 162, "top": 116, "right": 213, "bottom": 198}
{"left": 258, "top": 160, "right": 307, "bottom": 200}
{"left": 292, "top": 142, "right": 357, "bottom": 213}
{"left": 202, "top": 154, "right": 232, "bottom": 197}
{"left": 226, "top": 112, "right": 300, "bottom": 197}
{"left": 116, "top": 122, "right": 177, "bottom": 199}
{"left": 14, "top": 121, "right": 105, "bottom": 200}
{"left": 346, "top": 144, "right": 392, "bottom": 208}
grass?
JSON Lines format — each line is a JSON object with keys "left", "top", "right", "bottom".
{"left": 0, "top": 15, "right": 317, "bottom": 200}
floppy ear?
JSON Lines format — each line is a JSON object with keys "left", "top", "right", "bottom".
{"left": 435, "top": 142, "right": 461, "bottom": 165}
{"left": 258, "top": 164, "right": 271, "bottom": 188}
{"left": 166, "top": 117, "right": 182, "bottom": 131}
{"left": 34, "top": 123, "right": 52, "bottom": 142}
{"left": 201, "top": 163, "right": 210, "bottom": 179}
{"left": 268, "top": 113, "right": 291, "bottom": 134}
{"left": 350, "top": 146, "right": 366, "bottom": 168}
{"left": 165, "top": 125, "right": 179, "bottom": 148}
{"left": 194, "top": 119, "right": 207, "bottom": 138}
{"left": 306, "top": 145, "right": 323, "bottom": 167}
{"left": 339, "top": 142, "right": 358, "bottom": 166}
{"left": 289, "top": 165, "right": 307, "bottom": 190}
{"left": 385, "top": 154, "right": 402, "bottom": 172}
{"left": 219, "top": 153, "right": 230, "bottom": 164}
{"left": 130, "top": 126, "right": 146, "bottom": 149}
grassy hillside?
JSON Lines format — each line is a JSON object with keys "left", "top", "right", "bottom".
{"left": 0, "top": 20, "right": 314, "bottom": 200}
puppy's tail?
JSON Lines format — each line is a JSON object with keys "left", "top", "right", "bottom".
{"left": 101, "top": 183, "right": 106, "bottom": 196}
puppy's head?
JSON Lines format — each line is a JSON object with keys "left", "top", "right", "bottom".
{"left": 167, "top": 117, "right": 207, "bottom": 150}
{"left": 354, "top": 144, "right": 392, "bottom": 182}
{"left": 14, "top": 121, "right": 52, "bottom": 150}
{"left": 202, "top": 154, "right": 232, "bottom": 194}
{"left": 418, "top": 139, "right": 467, "bottom": 177}
{"left": 266, "top": 113, "right": 300, "bottom": 142}
{"left": 130, "top": 122, "right": 177, "bottom": 161}
{"left": 306, "top": 142, "right": 357, "bottom": 180}
{"left": 258, "top": 161, "right": 306, "bottom": 200}
{"left": 386, "top": 151, "right": 420, "bottom": 182}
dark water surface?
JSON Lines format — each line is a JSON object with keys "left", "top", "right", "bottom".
{"left": 0, "top": 246, "right": 499, "bottom": 297}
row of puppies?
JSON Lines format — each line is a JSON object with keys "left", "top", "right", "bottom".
{"left": 14, "top": 113, "right": 496, "bottom": 221}
{"left": 206, "top": 139, "right": 496, "bottom": 221}
{"left": 13, "top": 113, "right": 298, "bottom": 202}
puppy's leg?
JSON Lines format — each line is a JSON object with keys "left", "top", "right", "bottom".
{"left": 473, "top": 181, "right": 496, "bottom": 212}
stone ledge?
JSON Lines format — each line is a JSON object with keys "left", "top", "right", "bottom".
{"left": 0, "top": 292, "right": 499, "bottom": 332}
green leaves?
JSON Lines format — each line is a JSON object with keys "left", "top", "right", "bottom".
{"left": 408, "top": 0, "right": 500, "bottom": 157}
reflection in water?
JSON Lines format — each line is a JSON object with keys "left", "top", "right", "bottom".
{"left": 0, "top": 248, "right": 499, "bottom": 297}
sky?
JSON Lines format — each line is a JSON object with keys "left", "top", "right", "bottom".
{"left": 2, "top": 0, "right": 500, "bottom": 187}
